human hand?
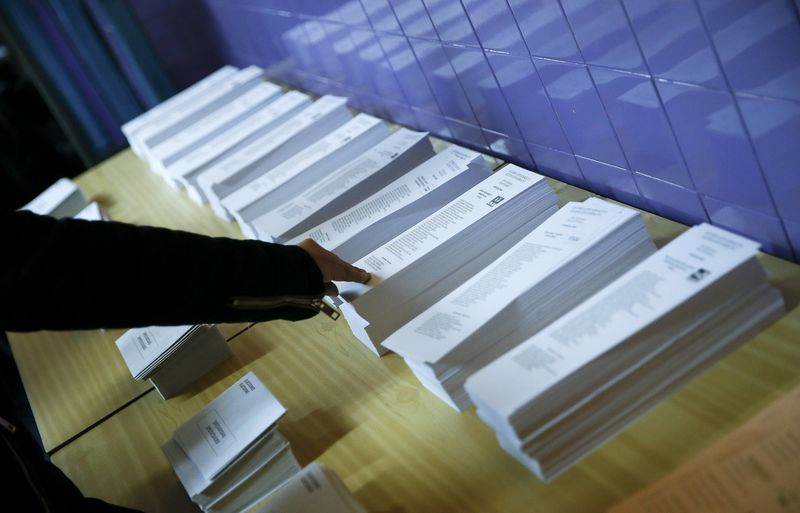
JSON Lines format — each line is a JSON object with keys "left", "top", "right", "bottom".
{"left": 297, "top": 239, "right": 370, "bottom": 296}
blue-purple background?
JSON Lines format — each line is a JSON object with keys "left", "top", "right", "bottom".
{"left": 129, "top": 0, "right": 800, "bottom": 261}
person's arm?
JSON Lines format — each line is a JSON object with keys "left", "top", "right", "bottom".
{"left": 1, "top": 210, "right": 366, "bottom": 332}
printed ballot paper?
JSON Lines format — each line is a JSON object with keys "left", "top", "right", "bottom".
{"left": 251, "top": 463, "right": 367, "bottom": 513}
{"left": 20, "top": 177, "right": 88, "bottom": 218}
{"left": 221, "top": 113, "right": 390, "bottom": 237}
{"left": 465, "top": 224, "right": 785, "bottom": 481}
{"left": 168, "top": 91, "right": 312, "bottom": 202}
{"left": 197, "top": 95, "right": 352, "bottom": 220}
{"left": 115, "top": 325, "right": 232, "bottom": 399}
{"left": 335, "top": 164, "right": 559, "bottom": 355}
{"left": 249, "top": 128, "right": 434, "bottom": 242}
{"left": 385, "top": 197, "right": 655, "bottom": 410}
{"left": 163, "top": 372, "right": 300, "bottom": 513}
{"left": 287, "top": 145, "right": 493, "bottom": 264}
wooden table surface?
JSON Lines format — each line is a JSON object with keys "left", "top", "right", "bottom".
{"left": 11, "top": 148, "right": 800, "bottom": 513}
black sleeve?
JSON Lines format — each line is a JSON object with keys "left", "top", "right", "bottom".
{"left": 1, "top": 210, "right": 326, "bottom": 332}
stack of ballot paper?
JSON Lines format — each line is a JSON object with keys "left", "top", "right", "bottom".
{"left": 197, "top": 95, "right": 352, "bottom": 220}
{"left": 384, "top": 197, "right": 656, "bottom": 410}
{"left": 287, "top": 145, "right": 494, "bottom": 264}
{"left": 465, "top": 224, "right": 785, "bottom": 481}
{"left": 73, "top": 201, "right": 110, "bottom": 221}
{"left": 163, "top": 372, "right": 300, "bottom": 513}
{"left": 122, "top": 65, "right": 239, "bottom": 156}
{"left": 221, "top": 113, "right": 390, "bottom": 238}
{"left": 335, "top": 164, "right": 559, "bottom": 355}
{"left": 252, "top": 463, "right": 366, "bottom": 513}
{"left": 168, "top": 91, "right": 312, "bottom": 201}
{"left": 20, "top": 177, "right": 88, "bottom": 218}
{"left": 144, "top": 80, "right": 282, "bottom": 180}
{"left": 127, "top": 66, "right": 266, "bottom": 160}
{"left": 250, "top": 127, "right": 434, "bottom": 242}
{"left": 115, "top": 325, "right": 232, "bottom": 399}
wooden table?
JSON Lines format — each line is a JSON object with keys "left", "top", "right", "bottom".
{"left": 12, "top": 148, "right": 800, "bottom": 513}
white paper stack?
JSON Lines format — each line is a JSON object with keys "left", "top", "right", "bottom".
{"left": 122, "top": 65, "right": 239, "bottom": 156}
{"left": 197, "top": 95, "right": 352, "bottom": 220}
{"left": 250, "top": 127, "right": 434, "bottom": 243}
{"left": 127, "top": 66, "right": 265, "bottom": 160}
{"left": 334, "top": 164, "right": 559, "bottom": 355}
{"left": 465, "top": 224, "right": 785, "bottom": 481}
{"left": 145, "top": 81, "right": 282, "bottom": 178}
{"left": 72, "top": 201, "right": 110, "bottom": 221}
{"left": 384, "top": 197, "right": 656, "bottom": 410}
{"left": 168, "top": 91, "right": 312, "bottom": 203}
{"left": 221, "top": 113, "right": 390, "bottom": 238}
{"left": 287, "top": 145, "right": 494, "bottom": 264}
{"left": 115, "top": 325, "right": 232, "bottom": 399}
{"left": 20, "top": 177, "right": 88, "bottom": 218}
{"left": 163, "top": 372, "right": 300, "bottom": 513}
{"left": 251, "top": 463, "right": 366, "bottom": 513}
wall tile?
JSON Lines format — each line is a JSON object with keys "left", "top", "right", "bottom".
{"left": 445, "top": 46, "right": 521, "bottom": 138}
{"left": 360, "top": 0, "right": 403, "bottom": 34}
{"left": 423, "top": 0, "right": 479, "bottom": 46}
{"left": 622, "top": 0, "right": 725, "bottom": 89}
{"left": 411, "top": 107, "right": 452, "bottom": 139}
{"left": 535, "top": 58, "right": 627, "bottom": 168}
{"left": 389, "top": 0, "right": 437, "bottom": 39}
{"left": 506, "top": 0, "right": 582, "bottom": 61}
{"left": 410, "top": 39, "right": 478, "bottom": 125}
{"left": 527, "top": 142, "right": 587, "bottom": 188}
{"left": 461, "top": 0, "right": 528, "bottom": 55}
{"left": 591, "top": 67, "right": 692, "bottom": 187}
{"left": 702, "top": 195, "right": 794, "bottom": 260}
{"left": 486, "top": 52, "right": 570, "bottom": 151}
{"left": 634, "top": 172, "right": 708, "bottom": 226}
{"left": 377, "top": 34, "right": 439, "bottom": 112}
{"left": 482, "top": 129, "right": 534, "bottom": 167}
{"left": 446, "top": 117, "right": 489, "bottom": 150}
{"left": 784, "top": 219, "right": 800, "bottom": 262}
{"left": 698, "top": 0, "right": 800, "bottom": 102}
{"left": 560, "top": 0, "right": 646, "bottom": 72}
{"left": 657, "top": 80, "right": 776, "bottom": 216}
{"left": 577, "top": 156, "right": 646, "bottom": 208}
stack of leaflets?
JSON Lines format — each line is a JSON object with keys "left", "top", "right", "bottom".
{"left": 144, "top": 81, "right": 282, "bottom": 179}
{"left": 20, "top": 177, "right": 88, "bottom": 218}
{"left": 252, "top": 463, "right": 366, "bottom": 513}
{"left": 249, "top": 128, "right": 434, "bottom": 243}
{"left": 465, "top": 224, "right": 785, "bottom": 480}
{"left": 115, "top": 325, "right": 232, "bottom": 399}
{"left": 197, "top": 95, "right": 352, "bottom": 220}
{"left": 287, "top": 145, "right": 494, "bottom": 264}
{"left": 384, "top": 197, "right": 656, "bottom": 410}
{"left": 335, "top": 164, "right": 559, "bottom": 355}
{"left": 167, "top": 91, "right": 312, "bottom": 202}
{"left": 163, "top": 372, "right": 300, "bottom": 513}
{"left": 220, "top": 113, "right": 390, "bottom": 238}
{"left": 125, "top": 66, "right": 265, "bottom": 160}
{"left": 73, "top": 201, "right": 110, "bottom": 221}
{"left": 122, "top": 65, "right": 239, "bottom": 156}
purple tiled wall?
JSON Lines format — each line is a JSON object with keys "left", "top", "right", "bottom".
{"left": 128, "top": 0, "right": 800, "bottom": 261}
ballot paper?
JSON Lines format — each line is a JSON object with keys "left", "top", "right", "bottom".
{"left": 122, "top": 65, "right": 238, "bottom": 154}
{"left": 145, "top": 81, "right": 282, "bottom": 176}
{"left": 115, "top": 325, "right": 232, "bottom": 399}
{"left": 384, "top": 197, "right": 656, "bottom": 409}
{"left": 252, "top": 463, "right": 367, "bottom": 513}
{"left": 197, "top": 95, "right": 352, "bottom": 220}
{"left": 221, "top": 113, "right": 390, "bottom": 237}
{"left": 287, "top": 145, "right": 492, "bottom": 263}
{"left": 608, "top": 383, "right": 800, "bottom": 513}
{"left": 465, "top": 223, "right": 785, "bottom": 481}
{"left": 168, "top": 91, "right": 312, "bottom": 202}
{"left": 250, "top": 128, "right": 434, "bottom": 242}
{"left": 72, "top": 201, "right": 110, "bottom": 221}
{"left": 164, "top": 372, "right": 300, "bottom": 513}
{"left": 335, "top": 164, "right": 559, "bottom": 355}
{"left": 20, "top": 177, "right": 88, "bottom": 218}
{"left": 129, "top": 66, "right": 265, "bottom": 159}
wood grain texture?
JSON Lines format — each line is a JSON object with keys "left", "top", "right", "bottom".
{"left": 26, "top": 149, "right": 800, "bottom": 512}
